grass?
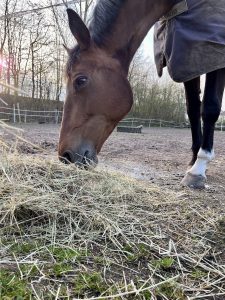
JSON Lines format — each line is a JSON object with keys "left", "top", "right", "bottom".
{"left": 0, "top": 270, "right": 32, "bottom": 299}
{"left": 0, "top": 124, "right": 225, "bottom": 299}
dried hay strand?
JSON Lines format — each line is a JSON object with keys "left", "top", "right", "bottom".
{"left": 0, "top": 135, "right": 225, "bottom": 298}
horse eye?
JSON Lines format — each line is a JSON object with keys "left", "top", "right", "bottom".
{"left": 74, "top": 76, "right": 88, "bottom": 90}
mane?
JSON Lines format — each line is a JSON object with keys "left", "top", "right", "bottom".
{"left": 89, "top": 0, "right": 126, "bottom": 46}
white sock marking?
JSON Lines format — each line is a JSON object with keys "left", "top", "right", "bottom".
{"left": 188, "top": 148, "right": 215, "bottom": 178}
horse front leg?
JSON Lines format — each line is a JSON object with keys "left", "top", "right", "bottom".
{"left": 181, "top": 68, "right": 225, "bottom": 189}
{"left": 183, "top": 77, "right": 202, "bottom": 166}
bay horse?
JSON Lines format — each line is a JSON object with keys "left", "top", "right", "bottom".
{"left": 58, "top": 0, "right": 225, "bottom": 189}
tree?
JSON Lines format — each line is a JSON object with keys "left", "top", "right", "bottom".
{"left": 0, "top": 0, "right": 94, "bottom": 100}
{"left": 128, "top": 51, "right": 186, "bottom": 123}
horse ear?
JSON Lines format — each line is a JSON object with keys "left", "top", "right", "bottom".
{"left": 67, "top": 8, "right": 91, "bottom": 50}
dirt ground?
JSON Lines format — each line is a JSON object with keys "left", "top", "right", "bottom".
{"left": 1, "top": 123, "right": 225, "bottom": 201}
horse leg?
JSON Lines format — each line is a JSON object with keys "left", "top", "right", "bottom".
{"left": 183, "top": 77, "right": 202, "bottom": 166}
{"left": 182, "top": 68, "right": 225, "bottom": 189}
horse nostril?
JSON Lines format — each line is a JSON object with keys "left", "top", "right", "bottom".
{"left": 61, "top": 150, "right": 74, "bottom": 164}
{"left": 59, "top": 148, "right": 98, "bottom": 168}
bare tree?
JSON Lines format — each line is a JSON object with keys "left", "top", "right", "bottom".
{"left": 0, "top": 0, "right": 96, "bottom": 100}
{"left": 128, "top": 51, "right": 186, "bottom": 122}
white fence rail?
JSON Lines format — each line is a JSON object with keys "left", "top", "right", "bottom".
{"left": 0, "top": 107, "right": 225, "bottom": 131}
{"left": 0, "top": 105, "right": 62, "bottom": 124}
{"left": 119, "top": 118, "right": 187, "bottom": 128}
{"left": 119, "top": 117, "right": 225, "bottom": 131}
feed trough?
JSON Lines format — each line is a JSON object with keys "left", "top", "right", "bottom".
{"left": 117, "top": 125, "right": 143, "bottom": 133}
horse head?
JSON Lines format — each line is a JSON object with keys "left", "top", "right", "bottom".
{"left": 59, "top": 9, "right": 133, "bottom": 166}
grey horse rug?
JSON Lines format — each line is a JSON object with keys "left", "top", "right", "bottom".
{"left": 154, "top": 0, "right": 225, "bottom": 82}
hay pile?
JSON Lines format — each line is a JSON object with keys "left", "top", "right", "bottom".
{"left": 0, "top": 148, "right": 225, "bottom": 299}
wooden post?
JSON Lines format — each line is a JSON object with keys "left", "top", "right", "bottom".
{"left": 17, "top": 103, "right": 21, "bottom": 123}
{"left": 13, "top": 104, "right": 16, "bottom": 123}
{"left": 57, "top": 109, "right": 59, "bottom": 124}
{"left": 221, "top": 117, "right": 224, "bottom": 132}
{"left": 24, "top": 110, "right": 27, "bottom": 123}
{"left": 55, "top": 109, "right": 59, "bottom": 124}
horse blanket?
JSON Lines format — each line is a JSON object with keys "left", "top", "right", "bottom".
{"left": 154, "top": 0, "right": 225, "bottom": 82}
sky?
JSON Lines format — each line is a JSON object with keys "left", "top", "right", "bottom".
{"left": 142, "top": 29, "right": 225, "bottom": 111}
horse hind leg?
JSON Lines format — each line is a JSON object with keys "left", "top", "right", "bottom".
{"left": 181, "top": 68, "right": 225, "bottom": 189}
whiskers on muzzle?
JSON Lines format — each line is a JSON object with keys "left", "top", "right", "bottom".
{"left": 59, "top": 149, "right": 98, "bottom": 169}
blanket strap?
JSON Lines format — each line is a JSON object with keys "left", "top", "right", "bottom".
{"left": 160, "top": 0, "right": 188, "bottom": 21}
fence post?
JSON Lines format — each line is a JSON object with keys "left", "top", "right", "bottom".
{"left": 17, "top": 103, "right": 21, "bottom": 123}
{"left": 13, "top": 104, "right": 16, "bottom": 123}
{"left": 55, "top": 109, "right": 59, "bottom": 124}
{"left": 160, "top": 120, "right": 162, "bottom": 128}
{"left": 24, "top": 110, "right": 27, "bottom": 123}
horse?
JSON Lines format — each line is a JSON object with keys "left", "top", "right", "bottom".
{"left": 58, "top": 0, "right": 225, "bottom": 189}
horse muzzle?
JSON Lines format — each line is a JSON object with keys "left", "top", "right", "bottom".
{"left": 59, "top": 145, "right": 98, "bottom": 168}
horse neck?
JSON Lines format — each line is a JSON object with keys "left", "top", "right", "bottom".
{"left": 100, "top": 0, "right": 176, "bottom": 72}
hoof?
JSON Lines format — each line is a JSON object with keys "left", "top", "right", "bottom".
{"left": 181, "top": 172, "right": 206, "bottom": 189}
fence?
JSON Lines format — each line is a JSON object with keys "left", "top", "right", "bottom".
{"left": 0, "top": 105, "right": 62, "bottom": 124}
{"left": 0, "top": 108, "right": 225, "bottom": 131}
{"left": 118, "top": 117, "right": 225, "bottom": 131}
{"left": 118, "top": 118, "right": 188, "bottom": 128}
